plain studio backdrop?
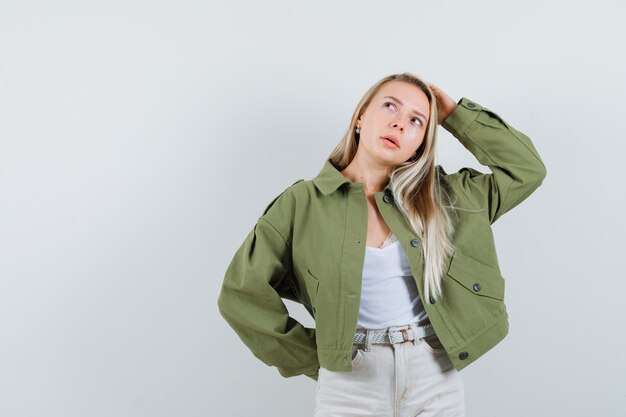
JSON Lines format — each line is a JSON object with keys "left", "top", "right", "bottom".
{"left": 1, "top": 1, "right": 625, "bottom": 416}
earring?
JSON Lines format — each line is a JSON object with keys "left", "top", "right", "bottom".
{"left": 355, "top": 127, "right": 360, "bottom": 134}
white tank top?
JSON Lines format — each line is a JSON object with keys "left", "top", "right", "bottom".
{"left": 357, "top": 232, "right": 428, "bottom": 329}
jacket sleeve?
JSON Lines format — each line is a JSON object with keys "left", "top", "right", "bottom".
{"left": 217, "top": 188, "right": 320, "bottom": 381}
{"left": 441, "top": 97, "right": 547, "bottom": 224}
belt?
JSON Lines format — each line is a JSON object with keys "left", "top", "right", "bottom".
{"left": 353, "top": 323, "right": 435, "bottom": 345}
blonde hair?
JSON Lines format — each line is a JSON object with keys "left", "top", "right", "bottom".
{"left": 328, "top": 72, "right": 457, "bottom": 302}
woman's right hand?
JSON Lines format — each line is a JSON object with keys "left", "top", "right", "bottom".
{"left": 427, "top": 82, "right": 458, "bottom": 125}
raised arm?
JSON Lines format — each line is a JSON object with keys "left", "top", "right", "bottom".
{"left": 432, "top": 87, "right": 547, "bottom": 224}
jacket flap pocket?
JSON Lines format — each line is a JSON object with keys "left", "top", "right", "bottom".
{"left": 446, "top": 252, "right": 505, "bottom": 300}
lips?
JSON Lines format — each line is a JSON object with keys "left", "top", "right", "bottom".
{"left": 380, "top": 135, "right": 399, "bottom": 148}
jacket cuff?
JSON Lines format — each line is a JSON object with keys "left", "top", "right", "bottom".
{"left": 441, "top": 97, "right": 482, "bottom": 136}
{"left": 278, "top": 361, "right": 320, "bottom": 380}
{"left": 304, "top": 370, "right": 319, "bottom": 381}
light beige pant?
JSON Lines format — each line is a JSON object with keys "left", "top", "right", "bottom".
{"left": 313, "top": 321, "right": 465, "bottom": 417}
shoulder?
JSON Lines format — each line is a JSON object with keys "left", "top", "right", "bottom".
{"left": 435, "top": 164, "right": 482, "bottom": 184}
{"left": 259, "top": 177, "right": 319, "bottom": 225}
{"left": 434, "top": 164, "right": 477, "bottom": 209}
{"left": 260, "top": 176, "right": 323, "bottom": 212}
{"left": 434, "top": 164, "right": 457, "bottom": 193}
{"left": 257, "top": 177, "right": 322, "bottom": 242}
{"left": 260, "top": 179, "right": 305, "bottom": 216}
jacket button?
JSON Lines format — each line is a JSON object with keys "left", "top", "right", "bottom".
{"left": 410, "top": 238, "right": 421, "bottom": 247}
{"left": 383, "top": 194, "right": 392, "bottom": 203}
{"left": 473, "top": 283, "right": 481, "bottom": 292}
{"left": 467, "top": 101, "right": 476, "bottom": 108}
{"left": 459, "top": 351, "right": 469, "bottom": 360}
{"left": 429, "top": 296, "right": 436, "bottom": 304}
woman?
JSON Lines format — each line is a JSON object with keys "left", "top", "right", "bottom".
{"left": 217, "top": 72, "right": 547, "bottom": 416}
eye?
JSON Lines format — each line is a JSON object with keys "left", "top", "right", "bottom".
{"left": 384, "top": 102, "right": 396, "bottom": 111}
{"left": 411, "top": 117, "right": 423, "bottom": 127}
{"left": 385, "top": 102, "right": 423, "bottom": 127}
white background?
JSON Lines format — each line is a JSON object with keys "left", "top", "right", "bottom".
{"left": 1, "top": 1, "right": 625, "bottom": 416}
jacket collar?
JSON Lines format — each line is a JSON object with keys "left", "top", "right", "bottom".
{"left": 312, "top": 158, "right": 393, "bottom": 196}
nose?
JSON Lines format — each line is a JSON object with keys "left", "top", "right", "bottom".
{"left": 391, "top": 119, "right": 403, "bottom": 132}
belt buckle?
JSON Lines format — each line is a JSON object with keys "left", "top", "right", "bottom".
{"left": 401, "top": 328, "right": 410, "bottom": 343}
{"left": 393, "top": 328, "right": 409, "bottom": 344}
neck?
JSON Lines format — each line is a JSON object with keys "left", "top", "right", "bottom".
{"left": 340, "top": 156, "right": 389, "bottom": 194}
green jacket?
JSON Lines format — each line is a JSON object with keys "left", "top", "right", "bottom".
{"left": 217, "top": 97, "right": 547, "bottom": 381}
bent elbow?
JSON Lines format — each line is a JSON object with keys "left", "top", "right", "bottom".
{"left": 217, "top": 286, "right": 233, "bottom": 320}
{"left": 533, "top": 161, "right": 547, "bottom": 188}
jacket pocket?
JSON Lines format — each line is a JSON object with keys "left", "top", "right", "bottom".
{"left": 439, "top": 251, "right": 506, "bottom": 342}
{"left": 304, "top": 268, "right": 320, "bottom": 314}
{"left": 446, "top": 251, "right": 504, "bottom": 300}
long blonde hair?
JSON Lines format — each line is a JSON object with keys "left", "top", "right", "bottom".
{"left": 328, "top": 72, "right": 456, "bottom": 302}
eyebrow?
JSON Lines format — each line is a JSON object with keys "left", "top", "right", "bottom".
{"left": 383, "top": 96, "right": 427, "bottom": 122}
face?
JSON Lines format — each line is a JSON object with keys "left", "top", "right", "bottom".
{"left": 356, "top": 80, "right": 430, "bottom": 166}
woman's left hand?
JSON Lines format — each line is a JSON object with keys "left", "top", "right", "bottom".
{"left": 427, "top": 82, "right": 459, "bottom": 125}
